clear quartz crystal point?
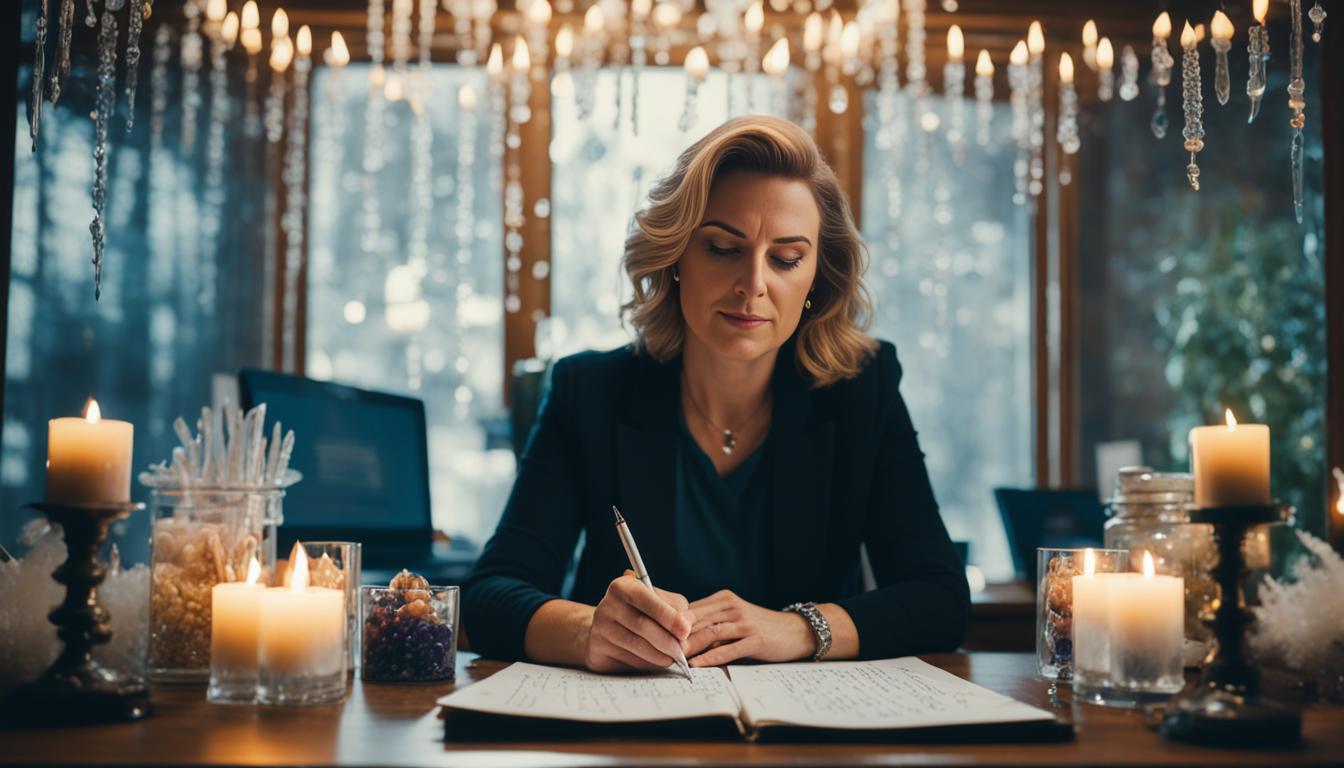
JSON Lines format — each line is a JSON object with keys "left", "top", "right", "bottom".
{"left": 1308, "top": 2, "right": 1326, "bottom": 42}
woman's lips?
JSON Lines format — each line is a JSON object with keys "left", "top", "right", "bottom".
{"left": 719, "top": 311, "right": 770, "bottom": 329}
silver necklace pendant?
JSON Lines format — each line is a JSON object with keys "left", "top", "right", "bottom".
{"left": 721, "top": 430, "right": 736, "bottom": 455}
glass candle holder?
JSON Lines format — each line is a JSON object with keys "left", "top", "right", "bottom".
{"left": 294, "top": 541, "right": 361, "bottom": 674}
{"left": 256, "top": 580, "right": 346, "bottom": 706}
{"left": 1036, "top": 547, "right": 1129, "bottom": 684}
{"left": 361, "top": 584, "right": 459, "bottom": 683}
{"left": 207, "top": 575, "right": 265, "bottom": 704}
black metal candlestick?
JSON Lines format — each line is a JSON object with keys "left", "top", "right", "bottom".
{"left": 1159, "top": 505, "right": 1300, "bottom": 747}
{"left": 1, "top": 502, "right": 152, "bottom": 727}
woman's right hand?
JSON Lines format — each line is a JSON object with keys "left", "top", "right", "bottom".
{"left": 584, "top": 572, "right": 695, "bottom": 673}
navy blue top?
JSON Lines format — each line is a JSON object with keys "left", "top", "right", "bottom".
{"left": 673, "top": 409, "right": 772, "bottom": 605}
{"left": 463, "top": 339, "right": 970, "bottom": 662}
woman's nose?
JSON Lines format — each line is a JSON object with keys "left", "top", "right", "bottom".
{"left": 733, "top": 251, "right": 768, "bottom": 298}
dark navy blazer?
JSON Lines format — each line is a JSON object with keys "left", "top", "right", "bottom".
{"left": 462, "top": 339, "right": 971, "bottom": 661}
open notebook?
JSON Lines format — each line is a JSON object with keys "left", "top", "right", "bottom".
{"left": 438, "top": 658, "right": 1068, "bottom": 743}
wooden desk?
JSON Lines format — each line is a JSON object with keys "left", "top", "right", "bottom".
{"left": 5, "top": 653, "right": 1342, "bottom": 766}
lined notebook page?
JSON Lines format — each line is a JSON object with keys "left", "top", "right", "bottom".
{"left": 438, "top": 662, "right": 742, "bottom": 723}
{"left": 728, "top": 657, "right": 1055, "bottom": 731}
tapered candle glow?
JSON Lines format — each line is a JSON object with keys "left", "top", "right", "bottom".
{"left": 1058, "top": 51, "right": 1074, "bottom": 83}
{"left": 241, "top": 0, "right": 259, "bottom": 30}
{"left": 1153, "top": 11, "right": 1172, "bottom": 39}
{"left": 222, "top": 13, "right": 239, "bottom": 48}
{"left": 1097, "top": 37, "right": 1114, "bottom": 69}
{"left": 976, "top": 49, "right": 994, "bottom": 77}
{"left": 271, "top": 8, "right": 288, "bottom": 40}
{"left": 763, "top": 37, "right": 790, "bottom": 76}
{"left": 684, "top": 45, "right": 709, "bottom": 82}
{"left": 947, "top": 24, "right": 964, "bottom": 61}
{"left": 326, "top": 31, "right": 350, "bottom": 67}
{"left": 1027, "top": 21, "right": 1044, "bottom": 56}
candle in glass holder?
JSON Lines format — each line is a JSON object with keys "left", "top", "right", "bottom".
{"left": 209, "top": 557, "right": 265, "bottom": 703}
{"left": 45, "top": 399, "right": 133, "bottom": 505}
{"left": 1189, "top": 409, "right": 1270, "bottom": 508}
{"left": 257, "top": 544, "right": 345, "bottom": 705}
{"left": 1071, "top": 549, "right": 1139, "bottom": 683}
{"left": 1108, "top": 552, "right": 1184, "bottom": 695}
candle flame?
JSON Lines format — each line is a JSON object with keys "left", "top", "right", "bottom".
{"left": 206, "top": 0, "right": 227, "bottom": 23}
{"left": 1083, "top": 547, "right": 1096, "bottom": 577}
{"left": 947, "top": 24, "right": 964, "bottom": 61}
{"left": 1058, "top": 51, "right": 1074, "bottom": 83}
{"left": 1194, "top": 23, "right": 1207, "bottom": 44}
{"left": 555, "top": 25, "right": 574, "bottom": 58}
{"left": 241, "top": 0, "right": 259, "bottom": 30}
{"left": 526, "top": 0, "right": 551, "bottom": 26}
{"left": 1211, "top": 11, "right": 1234, "bottom": 41}
{"left": 804, "top": 12, "right": 823, "bottom": 53}
{"left": 684, "top": 45, "right": 709, "bottom": 81}
{"left": 271, "top": 8, "right": 288, "bottom": 40}
{"left": 1225, "top": 408, "right": 1238, "bottom": 430}
{"left": 270, "top": 36, "right": 293, "bottom": 73}
{"left": 1010, "top": 40, "right": 1028, "bottom": 66}
{"left": 512, "top": 36, "right": 531, "bottom": 73}
{"left": 246, "top": 556, "right": 262, "bottom": 585}
{"left": 840, "top": 21, "right": 860, "bottom": 59}
{"left": 763, "top": 37, "right": 790, "bottom": 76}
{"left": 290, "top": 543, "right": 309, "bottom": 593}
{"left": 744, "top": 0, "right": 764, "bottom": 35}
{"left": 1027, "top": 21, "right": 1044, "bottom": 55}
{"left": 458, "top": 82, "right": 477, "bottom": 109}
{"left": 1332, "top": 467, "right": 1344, "bottom": 516}
{"left": 1253, "top": 0, "right": 1269, "bottom": 25}
{"left": 242, "top": 28, "right": 263, "bottom": 55}
{"left": 1180, "top": 21, "right": 1196, "bottom": 48}
{"left": 1142, "top": 551, "right": 1155, "bottom": 578}
{"left": 326, "top": 31, "right": 350, "bottom": 67}
{"left": 1096, "top": 37, "right": 1113, "bottom": 69}
{"left": 1082, "top": 19, "right": 1097, "bottom": 47}
{"left": 1153, "top": 11, "right": 1172, "bottom": 39}
{"left": 975, "top": 49, "right": 994, "bottom": 77}
{"left": 222, "top": 12, "right": 239, "bottom": 47}
{"left": 487, "top": 43, "right": 504, "bottom": 77}
{"left": 584, "top": 5, "right": 604, "bottom": 33}
{"left": 84, "top": 398, "right": 101, "bottom": 424}
{"left": 296, "top": 25, "right": 312, "bottom": 57}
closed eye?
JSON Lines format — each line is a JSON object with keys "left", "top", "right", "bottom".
{"left": 708, "top": 243, "right": 740, "bottom": 256}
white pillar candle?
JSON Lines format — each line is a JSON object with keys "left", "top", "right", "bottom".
{"left": 1108, "top": 552, "right": 1184, "bottom": 692}
{"left": 258, "top": 547, "right": 344, "bottom": 677}
{"left": 1071, "top": 549, "right": 1139, "bottom": 682}
{"left": 1189, "top": 409, "right": 1270, "bottom": 507}
{"left": 45, "top": 399, "right": 133, "bottom": 505}
{"left": 211, "top": 557, "right": 265, "bottom": 673}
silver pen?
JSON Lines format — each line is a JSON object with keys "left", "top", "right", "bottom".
{"left": 612, "top": 505, "right": 694, "bottom": 680}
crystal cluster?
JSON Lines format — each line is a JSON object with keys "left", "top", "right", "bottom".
{"left": 361, "top": 570, "right": 456, "bottom": 682}
{"left": 1251, "top": 531, "right": 1344, "bottom": 701}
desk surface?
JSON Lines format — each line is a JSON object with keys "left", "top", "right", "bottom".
{"left": 5, "top": 653, "right": 1342, "bottom": 767}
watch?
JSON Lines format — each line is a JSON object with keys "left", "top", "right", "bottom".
{"left": 782, "top": 602, "right": 832, "bottom": 661}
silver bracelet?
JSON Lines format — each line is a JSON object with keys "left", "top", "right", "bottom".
{"left": 782, "top": 602, "right": 832, "bottom": 661}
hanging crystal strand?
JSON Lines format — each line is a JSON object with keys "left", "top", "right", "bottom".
{"left": 630, "top": 0, "right": 650, "bottom": 135}
{"left": 181, "top": 0, "right": 205, "bottom": 152}
{"left": 1026, "top": 21, "right": 1044, "bottom": 197}
{"left": 1308, "top": 2, "right": 1326, "bottom": 42}
{"left": 1008, "top": 39, "right": 1029, "bottom": 204}
{"left": 238, "top": 2, "right": 261, "bottom": 137}
{"left": 577, "top": 5, "right": 606, "bottom": 120}
{"left": 679, "top": 46, "right": 708, "bottom": 131}
{"left": 1096, "top": 37, "right": 1113, "bottom": 102}
{"left": 1056, "top": 52, "right": 1079, "bottom": 165}
{"left": 1287, "top": 0, "right": 1307, "bottom": 223}
{"left": 361, "top": 0, "right": 387, "bottom": 297}
{"left": 28, "top": 0, "right": 48, "bottom": 151}
{"left": 149, "top": 25, "right": 172, "bottom": 153}
{"left": 265, "top": 12, "right": 292, "bottom": 145}
{"left": 454, "top": 82, "right": 478, "bottom": 349}
{"left": 972, "top": 50, "right": 993, "bottom": 148}
{"left": 1247, "top": 0, "right": 1270, "bottom": 123}
{"left": 487, "top": 42, "right": 505, "bottom": 195}
{"left": 201, "top": 0, "right": 230, "bottom": 311}
{"left": 873, "top": 0, "right": 901, "bottom": 267}
{"left": 281, "top": 26, "right": 312, "bottom": 368}
{"left": 508, "top": 36, "right": 533, "bottom": 131}
{"left": 800, "top": 12, "right": 823, "bottom": 134}
{"left": 503, "top": 37, "right": 529, "bottom": 315}
{"left": 406, "top": 0, "right": 435, "bottom": 276}
{"left": 743, "top": 1, "right": 763, "bottom": 112}
{"left": 1149, "top": 12, "right": 1173, "bottom": 139}
{"left": 944, "top": 24, "right": 965, "bottom": 164}
{"left": 1177, "top": 22, "right": 1205, "bottom": 191}
{"left": 50, "top": 0, "right": 76, "bottom": 104}
{"left": 90, "top": 0, "right": 119, "bottom": 301}
{"left": 904, "top": 0, "right": 930, "bottom": 183}
{"left": 85, "top": 0, "right": 97, "bottom": 26}
{"left": 124, "top": 0, "right": 148, "bottom": 130}
{"left": 1208, "top": 11, "right": 1233, "bottom": 107}
{"left": 1119, "top": 44, "right": 1139, "bottom": 101}
{"left": 388, "top": 0, "right": 412, "bottom": 102}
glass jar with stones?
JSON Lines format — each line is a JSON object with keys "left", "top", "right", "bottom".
{"left": 145, "top": 484, "right": 284, "bottom": 682}
{"left": 361, "top": 571, "right": 458, "bottom": 683}
{"left": 1103, "top": 466, "right": 1215, "bottom": 667}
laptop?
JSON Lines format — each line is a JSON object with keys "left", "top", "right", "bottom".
{"left": 238, "top": 369, "right": 467, "bottom": 582}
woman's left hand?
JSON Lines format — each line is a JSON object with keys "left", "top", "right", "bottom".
{"left": 683, "top": 590, "right": 816, "bottom": 666}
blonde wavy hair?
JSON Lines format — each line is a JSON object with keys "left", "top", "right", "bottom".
{"left": 623, "top": 116, "right": 877, "bottom": 388}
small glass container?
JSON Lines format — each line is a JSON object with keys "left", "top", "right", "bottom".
{"left": 361, "top": 580, "right": 458, "bottom": 683}
{"left": 295, "top": 541, "right": 361, "bottom": 674}
{"left": 1036, "top": 547, "right": 1129, "bottom": 684}
{"left": 144, "top": 484, "right": 286, "bottom": 682}
{"left": 1103, "top": 467, "right": 1215, "bottom": 667}
{"left": 256, "top": 578, "right": 346, "bottom": 706}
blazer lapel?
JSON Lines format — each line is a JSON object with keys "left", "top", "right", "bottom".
{"left": 615, "top": 353, "right": 681, "bottom": 582}
{"left": 769, "top": 352, "right": 835, "bottom": 604}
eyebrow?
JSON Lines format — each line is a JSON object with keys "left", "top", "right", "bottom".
{"left": 698, "top": 220, "right": 813, "bottom": 247}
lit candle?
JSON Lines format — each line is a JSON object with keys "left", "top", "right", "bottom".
{"left": 1071, "top": 549, "right": 1138, "bottom": 682}
{"left": 946, "top": 23, "right": 964, "bottom": 62}
{"left": 1189, "top": 409, "right": 1271, "bottom": 507}
{"left": 210, "top": 556, "right": 265, "bottom": 697}
{"left": 45, "top": 399, "right": 133, "bottom": 505}
{"left": 1082, "top": 19, "right": 1098, "bottom": 70}
{"left": 1107, "top": 552, "right": 1184, "bottom": 693}
{"left": 258, "top": 545, "right": 344, "bottom": 677}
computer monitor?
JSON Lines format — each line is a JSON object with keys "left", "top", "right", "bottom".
{"left": 238, "top": 369, "right": 434, "bottom": 564}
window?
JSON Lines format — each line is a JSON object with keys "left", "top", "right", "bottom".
{"left": 306, "top": 64, "right": 510, "bottom": 545}
{"left": 861, "top": 92, "right": 1034, "bottom": 581}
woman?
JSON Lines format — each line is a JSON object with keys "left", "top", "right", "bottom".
{"left": 463, "top": 116, "right": 969, "bottom": 672}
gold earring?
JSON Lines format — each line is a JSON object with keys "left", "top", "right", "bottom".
{"left": 804, "top": 298, "right": 812, "bottom": 310}
{"left": 672, "top": 270, "right": 680, "bottom": 283}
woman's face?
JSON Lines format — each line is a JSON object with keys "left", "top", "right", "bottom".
{"left": 678, "top": 171, "right": 821, "bottom": 364}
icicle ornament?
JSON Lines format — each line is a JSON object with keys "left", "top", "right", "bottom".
{"left": 124, "top": 0, "right": 148, "bottom": 130}
{"left": 1210, "top": 11, "right": 1233, "bottom": 106}
{"left": 1119, "top": 44, "right": 1139, "bottom": 101}
{"left": 974, "top": 50, "right": 993, "bottom": 148}
{"left": 1179, "top": 22, "right": 1205, "bottom": 191}
{"left": 1056, "top": 52, "right": 1079, "bottom": 158}
{"left": 1008, "top": 40, "right": 1029, "bottom": 204}
{"left": 90, "top": 2, "right": 119, "bottom": 301}
{"left": 1287, "top": 0, "right": 1307, "bottom": 223}
{"left": 181, "top": 0, "right": 204, "bottom": 152}
{"left": 1026, "top": 20, "right": 1044, "bottom": 196}
{"left": 1248, "top": 0, "right": 1271, "bottom": 124}
{"left": 50, "top": 0, "right": 76, "bottom": 104}
{"left": 29, "top": 0, "right": 48, "bottom": 151}
{"left": 944, "top": 25, "right": 966, "bottom": 164}
{"left": 1150, "top": 12, "right": 1174, "bottom": 139}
